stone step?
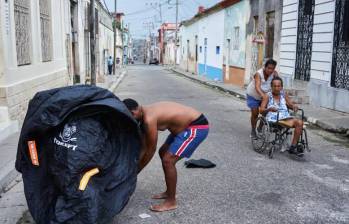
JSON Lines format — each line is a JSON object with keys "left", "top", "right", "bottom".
{"left": 289, "top": 95, "right": 310, "bottom": 105}
{"left": 0, "top": 121, "right": 19, "bottom": 143}
{"left": 0, "top": 106, "right": 10, "bottom": 123}
{"left": 285, "top": 89, "right": 307, "bottom": 97}
{"left": 0, "top": 99, "right": 7, "bottom": 106}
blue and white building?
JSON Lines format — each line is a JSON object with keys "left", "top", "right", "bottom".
{"left": 179, "top": 4, "right": 225, "bottom": 81}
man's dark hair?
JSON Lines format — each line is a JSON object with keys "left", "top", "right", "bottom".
{"left": 271, "top": 76, "right": 283, "bottom": 87}
{"left": 123, "top": 98, "right": 139, "bottom": 111}
{"left": 265, "top": 59, "right": 277, "bottom": 68}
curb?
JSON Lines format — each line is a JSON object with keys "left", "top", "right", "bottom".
{"left": 171, "top": 68, "right": 246, "bottom": 100}
{"left": 171, "top": 68, "right": 348, "bottom": 135}
{"left": 109, "top": 70, "right": 127, "bottom": 93}
{"left": 0, "top": 161, "right": 20, "bottom": 195}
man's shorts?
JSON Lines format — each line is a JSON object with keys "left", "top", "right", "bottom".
{"left": 246, "top": 94, "right": 261, "bottom": 109}
{"left": 165, "top": 115, "right": 209, "bottom": 158}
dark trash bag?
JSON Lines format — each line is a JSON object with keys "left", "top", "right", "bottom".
{"left": 15, "top": 85, "right": 141, "bottom": 224}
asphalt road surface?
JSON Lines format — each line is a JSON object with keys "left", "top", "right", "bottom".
{"left": 112, "top": 65, "right": 349, "bottom": 224}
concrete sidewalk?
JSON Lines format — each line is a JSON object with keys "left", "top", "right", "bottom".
{"left": 171, "top": 67, "right": 349, "bottom": 135}
{"left": 97, "top": 68, "right": 127, "bottom": 91}
{"left": 0, "top": 69, "right": 128, "bottom": 223}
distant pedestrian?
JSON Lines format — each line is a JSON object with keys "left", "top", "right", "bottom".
{"left": 107, "top": 56, "right": 113, "bottom": 75}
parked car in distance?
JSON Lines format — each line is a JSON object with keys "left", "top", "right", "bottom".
{"left": 149, "top": 58, "right": 159, "bottom": 65}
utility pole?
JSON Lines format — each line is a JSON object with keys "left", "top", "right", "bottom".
{"left": 113, "top": 0, "right": 117, "bottom": 75}
{"left": 90, "top": 0, "right": 96, "bottom": 85}
{"left": 147, "top": 2, "right": 163, "bottom": 24}
{"left": 128, "top": 23, "right": 131, "bottom": 62}
{"left": 174, "top": 0, "right": 179, "bottom": 66}
{"left": 159, "top": 2, "right": 163, "bottom": 24}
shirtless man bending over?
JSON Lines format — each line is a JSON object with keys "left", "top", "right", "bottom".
{"left": 123, "top": 99, "right": 209, "bottom": 212}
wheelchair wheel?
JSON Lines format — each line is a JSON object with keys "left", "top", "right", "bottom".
{"left": 302, "top": 128, "right": 310, "bottom": 152}
{"left": 269, "top": 145, "right": 275, "bottom": 159}
{"left": 251, "top": 116, "right": 270, "bottom": 153}
{"left": 280, "top": 129, "right": 292, "bottom": 152}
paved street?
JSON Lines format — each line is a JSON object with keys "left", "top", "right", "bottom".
{"left": 11, "top": 65, "right": 349, "bottom": 224}
{"left": 112, "top": 65, "right": 349, "bottom": 224}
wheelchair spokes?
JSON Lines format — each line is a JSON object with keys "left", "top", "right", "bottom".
{"left": 252, "top": 117, "right": 269, "bottom": 153}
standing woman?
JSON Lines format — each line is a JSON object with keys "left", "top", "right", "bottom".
{"left": 246, "top": 59, "right": 279, "bottom": 138}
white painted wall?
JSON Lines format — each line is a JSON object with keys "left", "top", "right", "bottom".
{"left": 97, "top": 4, "right": 114, "bottom": 76}
{"left": 0, "top": 0, "right": 68, "bottom": 86}
{"left": 197, "top": 10, "right": 225, "bottom": 69}
{"left": 279, "top": 0, "right": 299, "bottom": 84}
{"left": 280, "top": 0, "right": 336, "bottom": 85}
{"left": 178, "top": 22, "right": 199, "bottom": 72}
{"left": 164, "top": 40, "right": 176, "bottom": 65}
{"left": 0, "top": 0, "right": 71, "bottom": 124}
{"left": 310, "top": 0, "right": 335, "bottom": 82}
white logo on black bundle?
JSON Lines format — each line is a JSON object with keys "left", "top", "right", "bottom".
{"left": 54, "top": 124, "right": 78, "bottom": 151}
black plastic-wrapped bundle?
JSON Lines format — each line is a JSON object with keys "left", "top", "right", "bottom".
{"left": 16, "top": 85, "right": 141, "bottom": 224}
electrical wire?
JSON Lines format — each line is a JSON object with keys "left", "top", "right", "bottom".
{"left": 102, "top": 0, "right": 111, "bottom": 14}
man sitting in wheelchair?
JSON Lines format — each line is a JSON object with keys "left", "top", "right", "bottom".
{"left": 259, "top": 77, "right": 304, "bottom": 157}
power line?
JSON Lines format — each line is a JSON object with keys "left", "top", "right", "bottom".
{"left": 126, "top": 0, "right": 169, "bottom": 16}
{"left": 125, "top": 15, "right": 157, "bottom": 21}
{"left": 191, "top": 0, "right": 201, "bottom": 6}
{"left": 102, "top": 0, "right": 111, "bottom": 14}
{"left": 125, "top": 7, "right": 154, "bottom": 16}
{"left": 180, "top": 2, "right": 194, "bottom": 17}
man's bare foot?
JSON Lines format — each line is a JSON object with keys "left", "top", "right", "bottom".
{"left": 149, "top": 200, "right": 177, "bottom": 212}
{"left": 151, "top": 192, "right": 168, "bottom": 199}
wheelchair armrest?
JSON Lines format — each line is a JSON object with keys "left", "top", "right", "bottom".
{"left": 293, "top": 108, "right": 305, "bottom": 121}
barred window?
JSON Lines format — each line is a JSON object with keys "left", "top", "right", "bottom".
{"left": 14, "top": 0, "right": 31, "bottom": 66}
{"left": 39, "top": 0, "right": 52, "bottom": 62}
{"left": 233, "top": 27, "right": 240, "bottom": 50}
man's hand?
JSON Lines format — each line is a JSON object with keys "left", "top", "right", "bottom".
{"left": 293, "top": 105, "right": 299, "bottom": 112}
{"left": 268, "top": 106, "right": 278, "bottom": 112}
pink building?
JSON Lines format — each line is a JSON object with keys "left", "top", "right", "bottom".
{"left": 158, "top": 23, "right": 177, "bottom": 64}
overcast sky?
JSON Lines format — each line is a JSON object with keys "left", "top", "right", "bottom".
{"left": 104, "top": 0, "right": 220, "bottom": 39}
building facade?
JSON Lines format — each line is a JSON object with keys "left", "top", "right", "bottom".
{"left": 0, "top": 0, "right": 117, "bottom": 140}
{"left": 178, "top": 21, "right": 199, "bottom": 74}
{"left": 0, "top": 0, "right": 70, "bottom": 138}
{"left": 158, "top": 23, "right": 177, "bottom": 65}
{"left": 223, "top": 0, "right": 249, "bottom": 87}
{"left": 178, "top": 0, "right": 282, "bottom": 84}
{"left": 97, "top": 1, "right": 114, "bottom": 79}
{"left": 279, "top": 0, "right": 349, "bottom": 112}
{"left": 244, "top": 0, "right": 283, "bottom": 85}
{"left": 197, "top": 9, "right": 225, "bottom": 81}
{"left": 179, "top": 4, "right": 225, "bottom": 81}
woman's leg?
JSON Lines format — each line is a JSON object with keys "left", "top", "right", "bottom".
{"left": 250, "top": 107, "right": 259, "bottom": 136}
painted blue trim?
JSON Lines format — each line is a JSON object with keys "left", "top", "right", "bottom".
{"left": 198, "top": 63, "right": 222, "bottom": 81}
{"left": 198, "top": 64, "right": 205, "bottom": 75}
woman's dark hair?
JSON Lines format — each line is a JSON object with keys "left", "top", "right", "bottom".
{"left": 265, "top": 59, "right": 277, "bottom": 68}
{"left": 271, "top": 76, "right": 283, "bottom": 87}
{"left": 123, "top": 98, "right": 139, "bottom": 111}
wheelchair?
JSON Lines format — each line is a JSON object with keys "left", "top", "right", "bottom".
{"left": 251, "top": 109, "right": 310, "bottom": 159}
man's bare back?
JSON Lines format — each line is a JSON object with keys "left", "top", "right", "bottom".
{"left": 142, "top": 101, "right": 202, "bottom": 134}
